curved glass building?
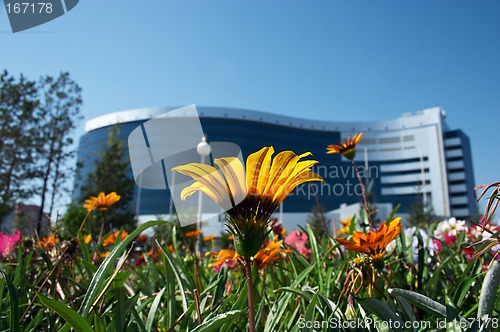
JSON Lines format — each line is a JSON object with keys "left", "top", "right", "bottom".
{"left": 75, "top": 106, "right": 477, "bottom": 229}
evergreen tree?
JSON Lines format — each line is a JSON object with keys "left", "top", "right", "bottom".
{"left": 408, "top": 194, "right": 436, "bottom": 229}
{"left": 79, "top": 125, "right": 136, "bottom": 233}
{"left": 307, "top": 197, "right": 329, "bottom": 238}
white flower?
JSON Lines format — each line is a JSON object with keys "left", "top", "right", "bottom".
{"left": 386, "top": 226, "right": 436, "bottom": 262}
{"left": 433, "top": 217, "right": 466, "bottom": 240}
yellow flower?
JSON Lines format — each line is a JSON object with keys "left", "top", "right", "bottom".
{"left": 83, "top": 192, "right": 121, "bottom": 212}
{"left": 83, "top": 234, "right": 92, "bottom": 244}
{"left": 172, "top": 146, "right": 323, "bottom": 257}
{"left": 36, "top": 234, "right": 59, "bottom": 250}
{"left": 336, "top": 218, "right": 352, "bottom": 236}
{"left": 100, "top": 251, "right": 111, "bottom": 258}
{"left": 186, "top": 229, "right": 201, "bottom": 238}
{"left": 326, "top": 132, "right": 363, "bottom": 160}
{"left": 335, "top": 217, "right": 402, "bottom": 263}
{"left": 102, "top": 230, "right": 129, "bottom": 246}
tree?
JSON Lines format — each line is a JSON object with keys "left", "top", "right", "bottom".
{"left": 0, "top": 70, "right": 83, "bottom": 230}
{"left": 36, "top": 72, "right": 82, "bottom": 226}
{"left": 79, "top": 125, "right": 136, "bottom": 233}
{"left": 408, "top": 193, "right": 437, "bottom": 229}
{"left": 0, "top": 70, "right": 41, "bottom": 220}
{"left": 307, "top": 196, "right": 329, "bottom": 238}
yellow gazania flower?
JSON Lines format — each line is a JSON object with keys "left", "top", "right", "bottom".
{"left": 83, "top": 192, "right": 121, "bottom": 212}
{"left": 336, "top": 218, "right": 352, "bottom": 236}
{"left": 253, "top": 236, "right": 291, "bottom": 266}
{"left": 100, "top": 251, "right": 111, "bottom": 258}
{"left": 185, "top": 229, "right": 202, "bottom": 238}
{"left": 36, "top": 234, "right": 59, "bottom": 250}
{"left": 83, "top": 234, "right": 92, "bottom": 244}
{"left": 102, "top": 230, "right": 129, "bottom": 246}
{"left": 335, "top": 217, "right": 402, "bottom": 264}
{"left": 326, "top": 132, "right": 363, "bottom": 160}
{"left": 172, "top": 146, "right": 323, "bottom": 257}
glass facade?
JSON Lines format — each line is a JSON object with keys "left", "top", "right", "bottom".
{"left": 74, "top": 107, "right": 477, "bottom": 220}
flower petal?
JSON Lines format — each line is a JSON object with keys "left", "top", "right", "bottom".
{"left": 246, "top": 146, "right": 274, "bottom": 195}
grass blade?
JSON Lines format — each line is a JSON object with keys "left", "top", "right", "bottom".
{"left": 38, "top": 295, "right": 94, "bottom": 332}
{"left": 145, "top": 286, "right": 166, "bottom": 331}
{"left": 78, "top": 220, "right": 167, "bottom": 317}
{"left": 0, "top": 268, "right": 20, "bottom": 332}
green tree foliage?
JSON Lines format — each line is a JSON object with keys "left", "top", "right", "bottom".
{"left": 58, "top": 202, "right": 89, "bottom": 239}
{"left": 0, "top": 70, "right": 82, "bottom": 225}
{"left": 79, "top": 126, "right": 136, "bottom": 233}
{"left": 307, "top": 197, "right": 329, "bottom": 238}
{"left": 36, "top": 73, "right": 83, "bottom": 225}
{"left": 0, "top": 71, "right": 41, "bottom": 220}
{"left": 408, "top": 193, "right": 437, "bottom": 229}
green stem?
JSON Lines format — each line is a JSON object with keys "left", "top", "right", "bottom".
{"left": 244, "top": 258, "right": 256, "bottom": 332}
{"left": 352, "top": 160, "right": 372, "bottom": 229}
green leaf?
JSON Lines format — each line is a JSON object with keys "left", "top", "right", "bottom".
{"left": 453, "top": 275, "right": 477, "bottom": 309}
{"left": 478, "top": 260, "right": 500, "bottom": 318}
{"left": 303, "top": 293, "right": 318, "bottom": 332}
{"left": 156, "top": 239, "right": 191, "bottom": 311}
{"left": 0, "top": 269, "right": 20, "bottom": 332}
{"left": 145, "top": 286, "right": 166, "bottom": 332}
{"left": 220, "top": 282, "right": 248, "bottom": 332}
{"left": 306, "top": 224, "right": 325, "bottom": 294}
{"left": 211, "top": 264, "right": 228, "bottom": 310}
{"left": 190, "top": 310, "right": 242, "bottom": 332}
{"left": 386, "top": 204, "right": 400, "bottom": 223}
{"left": 394, "top": 296, "right": 416, "bottom": 326}
{"left": 389, "top": 288, "right": 447, "bottom": 318}
{"left": 38, "top": 295, "right": 94, "bottom": 332}
{"left": 78, "top": 220, "right": 168, "bottom": 317}
{"left": 356, "top": 297, "right": 404, "bottom": 332}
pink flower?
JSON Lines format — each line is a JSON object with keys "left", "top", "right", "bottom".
{"left": 0, "top": 231, "right": 21, "bottom": 257}
{"left": 444, "top": 234, "right": 457, "bottom": 246}
{"left": 433, "top": 239, "right": 442, "bottom": 251}
{"left": 285, "top": 230, "right": 311, "bottom": 258}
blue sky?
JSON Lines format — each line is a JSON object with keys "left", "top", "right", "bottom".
{"left": 1, "top": 1, "right": 499, "bottom": 213}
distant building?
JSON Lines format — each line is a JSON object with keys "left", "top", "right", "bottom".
{"left": 75, "top": 106, "right": 477, "bottom": 231}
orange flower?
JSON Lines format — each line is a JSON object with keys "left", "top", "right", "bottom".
{"left": 36, "top": 234, "right": 59, "bottom": 250}
{"left": 102, "top": 230, "right": 129, "bottom": 246}
{"left": 83, "top": 192, "right": 121, "bottom": 212}
{"left": 135, "top": 234, "right": 148, "bottom": 243}
{"left": 135, "top": 248, "right": 163, "bottom": 266}
{"left": 326, "top": 132, "right": 363, "bottom": 160}
{"left": 335, "top": 217, "right": 402, "bottom": 263}
{"left": 204, "top": 235, "right": 217, "bottom": 241}
{"left": 207, "top": 236, "right": 290, "bottom": 271}
{"left": 207, "top": 249, "right": 241, "bottom": 272}
{"left": 186, "top": 229, "right": 201, "bottom": 238}
{"left": 253, "top": 236, "right": 291, "bottom": 266}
